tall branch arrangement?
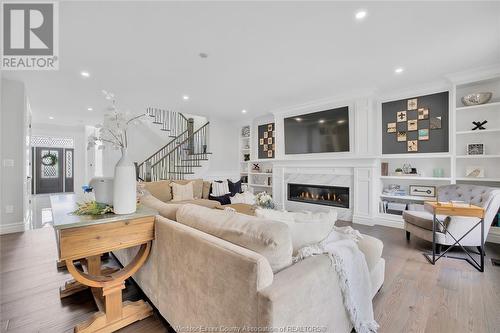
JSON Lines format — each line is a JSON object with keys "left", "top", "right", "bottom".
{"left": 87, "top": 91, "right": 145, "bottom": 150}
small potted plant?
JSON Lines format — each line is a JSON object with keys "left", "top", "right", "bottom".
{"left": 394, "top": 168, "right": 403, "bottom": 176}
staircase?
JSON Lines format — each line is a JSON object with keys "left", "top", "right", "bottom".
{"left": 136, "top": 107, "right": 211, "bottom": 181}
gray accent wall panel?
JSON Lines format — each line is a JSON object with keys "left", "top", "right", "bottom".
{"left": 382, "top": 91, "right": 449, "bottom": 154}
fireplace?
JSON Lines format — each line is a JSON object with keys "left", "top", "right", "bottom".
{"left": 287, "top": 183, "right": 349, "bottom": 208}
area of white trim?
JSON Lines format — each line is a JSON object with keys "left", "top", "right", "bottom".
{"left": 0, "top": 222, "right": 26, "bottom": 235}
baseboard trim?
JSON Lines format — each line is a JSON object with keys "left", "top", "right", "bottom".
{"left": 374, "top": 218, "right": 405, "bottom": 229}
{"left": 352, "top": 215, "right": 375, "bottom": 226}
{"left": 0, "top": 222, "right": 26, "bottom": 235}
{"left": 487, "top": 228, "right": 500, "bottom": 244}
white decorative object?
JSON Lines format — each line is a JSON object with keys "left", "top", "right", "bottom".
{"left": 89, "top": 177, "right": 114, "bottom": 205}
{"left": 113, "top": 148, "right": 137, "bottom": 214}
{"left": 88, "top": 91, "right": 146, "bottom": 214}
{"left": 466, "top": 166, "right": 485, "bottom": 178}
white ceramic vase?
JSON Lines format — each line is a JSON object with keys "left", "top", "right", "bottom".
{"left": 113, "top": 148, "right": 136, "bottom": 214}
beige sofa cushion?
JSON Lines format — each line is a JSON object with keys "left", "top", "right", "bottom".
{"left": 170, "top": 182, "right": 194, "bottom": 202}
{"left": 143, "top": 180, "right": 172, "bottom": 202}
{"left": 176, "top": 199, "right": 221, "bottom": 209}
{"left": 176, "top": 204, "right": 293, "bottom": 273}
{"left": 140, "top": 194, "right": 181, "bottom": 220}
{"left": 255, "top": 209, "right": 336, "bottom": 254}
{"left": 403, "top": 210, "right": 450, "bottom": 232}
{"left": 173, "top": 179, "right": 204, "bottom": 199}
{"left": 357, "top": 234, "right": 383, "bottom": 271}
{"left": 202, "top": 181, "right": 211, "bottom": 199}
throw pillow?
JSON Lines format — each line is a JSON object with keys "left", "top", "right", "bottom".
{"left": 209, "top": 193, "right": 232, "bottom": 205}
{"left": 230, "top": 191, "right": 256, "bottom": 205}
{"left": 170, "top": 182, "right": 194, "bottom": 202}
{"left": 172, "top": 179, "right": 203, "bottom": 199}
{"left": 228, "top": 179, "right": 242, "bottom": 195}
{"left": 255, "top": 209, "right": 337, "bottom": 254}
{"left": 211, "top": 180, "right": 230, "bottom": 196}
{"left": 143, "top": 180, "right": 172, "bottom": 202}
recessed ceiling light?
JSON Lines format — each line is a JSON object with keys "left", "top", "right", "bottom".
{"left": 87, "top": 107, "right": 93, "bottom": 111}
{"left": 182, "top": 95, "right": 189, "bottom": 100}
{"left": 295, "top": 117, "right": 302, "bottom": 122}
{"left": 395, "top": 67, "right": 404, "bottom": 74}
{"left": 355, "top": 10, "right": 367, "bottom": 20}
{"left": 319, "top": 119, "right": 325, "bottom": 124}
{"left": 80, "top": 71, "right": 90, "bottom": 78}
{"left": 49, "top": 116, "right": 54, "bottom": 120}
{"left": 337, "top": 119, "right": 346, "bottom": 124}
{"left": 241, "top": 109, "right": 247, "bottom": 114}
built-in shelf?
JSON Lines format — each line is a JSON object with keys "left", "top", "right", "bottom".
{"left": 380, "top": 176, "right": 451, "bottom": 181}
{"left": 249, "top": 183, "right": 272, "bottom": 188}
{"left": 380, "top": 153, "right": 451, "bottom": 159}
{"left": 380, "top": 194, "right": 436, "bottom": 202}
{"left": 456, "top": 129, "right": 500, "bottom": 135}
{"left": 456, "top": 177, "right": 500, "bottom": 182}
{"left": 456, "top": 101, "right": 500, "bottom": 111}
{"left": 456, "top": 155, "right": 500, "bottom": 159}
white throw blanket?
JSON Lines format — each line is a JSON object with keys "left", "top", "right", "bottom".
{"left": 294, "top": 226, "right": 379, "bottom": 333}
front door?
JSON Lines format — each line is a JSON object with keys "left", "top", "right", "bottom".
{"left": 34, "top": 147, "right": 73, "bottom": 194}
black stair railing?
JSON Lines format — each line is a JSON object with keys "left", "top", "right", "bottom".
{"left": 147, "top": 122, "right": 210, "bottom": 181}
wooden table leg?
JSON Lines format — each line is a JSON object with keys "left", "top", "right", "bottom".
{"left": 64, "top": 242, "right": 153, "bottom": 332}
{"left": 60, "top": 263, "right": 119, "bottom": 299}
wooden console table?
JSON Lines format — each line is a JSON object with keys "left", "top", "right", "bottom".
{"left": 51, "top": 194, "right": 157, "bottom": 332}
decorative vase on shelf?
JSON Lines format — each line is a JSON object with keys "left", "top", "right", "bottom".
{"left": 113, "top": 148, "right": 136, "bottom": 214}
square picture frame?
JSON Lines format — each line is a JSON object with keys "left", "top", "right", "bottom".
{"left": 430, "top": 117, "right": 442, "bottom": 129}
{"left": 407, "top": 98, "right": 418, "bottom": 110}
{"left": 467, "top": 143, "right": 485, "bottom": 155}
{"left": 418, "top": 108, "right": 429, "bottom": 120}
{"left": 407, "top": 140, "right": 418, "bottom": 152}
{"left": 397, "top": 111, "right": 407, "bottom": 122}
{"left": 418, "top": 128, "right": 429, "bottom": 141}
{"left": 408, "top": 119, "right": 418, "bottom": 131}
{"left": 397, "top": 131, "right": 406, "bottom": 142}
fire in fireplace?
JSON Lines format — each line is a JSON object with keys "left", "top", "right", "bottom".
{"left": 287, "top": 183, "right": 349, "bottom": 208}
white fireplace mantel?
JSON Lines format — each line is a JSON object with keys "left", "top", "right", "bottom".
{"left": 271, "top": 160, "right": 377, "bottom": 224}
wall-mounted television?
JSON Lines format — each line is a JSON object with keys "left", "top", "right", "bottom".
{"left": 284, "top": 106, "right": 349, "bottom": 154}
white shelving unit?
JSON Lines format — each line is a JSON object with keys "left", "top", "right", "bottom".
{"left": 239, "top": 126, "right": 251, "bottom": 191}
{"left": 454, "top": 76, "right": 500, "bottom": 187}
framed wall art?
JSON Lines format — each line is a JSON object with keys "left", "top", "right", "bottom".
{"left": 381, "top": 91, "right": 449, "bottom": 154}
{"left": 258, "top": 123, "right": 275, "bottom": 159}
{"left": 467, "top": 143, "right": 485, "bottom": 155}
{"left": 409, "top": 185, "right": 436, "bottom": 197}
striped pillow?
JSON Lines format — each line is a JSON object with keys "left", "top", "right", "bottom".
{"left": 211, "top": 180, "right": 230, "bottom": 197}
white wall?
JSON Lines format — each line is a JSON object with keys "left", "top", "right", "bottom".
{"left": 0, "top": 79, "right": 27, "bottom": 234}
{"left": 31, "top": 123, "right": 87, "bottom": 194}
{"left": 188, "top": 115, "right": 240, "bottom": 180}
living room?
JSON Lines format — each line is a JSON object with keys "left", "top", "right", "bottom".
{"left": 1, "top": 1, "right": 499, "bottom": 333}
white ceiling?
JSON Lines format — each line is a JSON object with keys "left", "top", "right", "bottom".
{"left": 3, "top": 1, "right": 500, "bottom": 125}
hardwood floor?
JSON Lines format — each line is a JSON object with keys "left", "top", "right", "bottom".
{"left": 1, "top": 223, "right": 499, "bottom": 332}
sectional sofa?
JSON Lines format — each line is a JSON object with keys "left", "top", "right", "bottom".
{"left": 114, "top": 181, "right": 385, "bottom": 332}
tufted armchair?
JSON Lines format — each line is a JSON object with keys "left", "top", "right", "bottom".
{"left": 403, "top": 184, "right": 500, "bottom": 251}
